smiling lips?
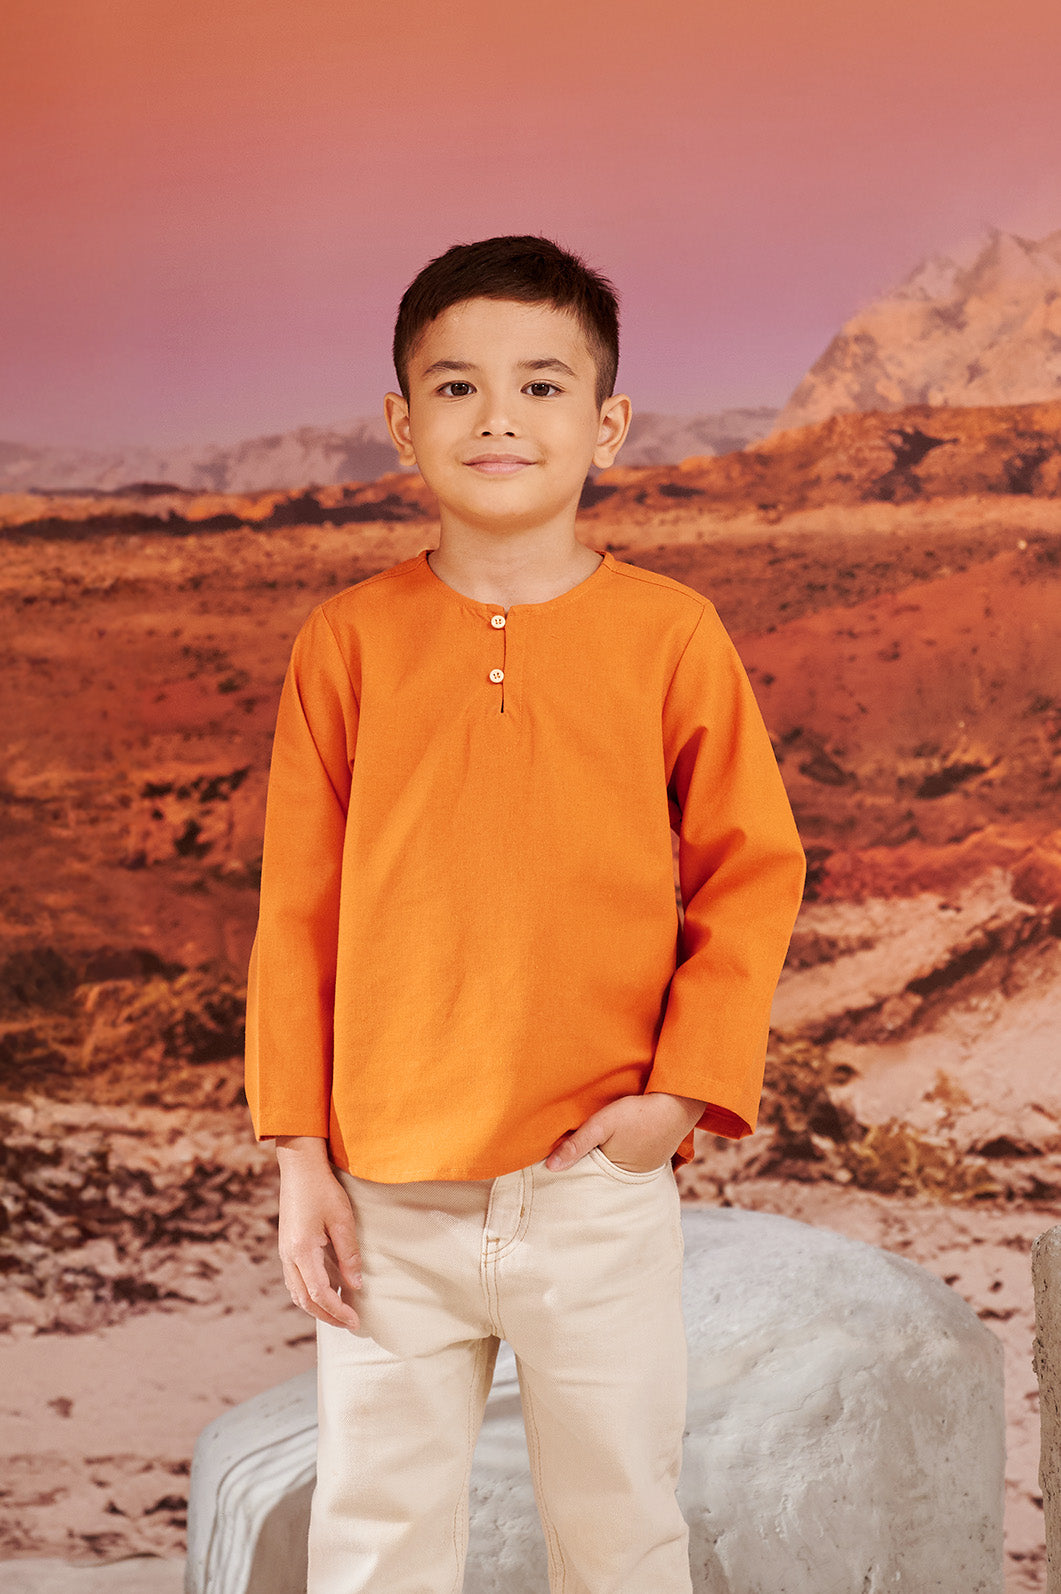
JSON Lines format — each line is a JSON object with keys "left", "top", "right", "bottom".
{"left": 465, "top": 454, "right": 535, "bottom": 473}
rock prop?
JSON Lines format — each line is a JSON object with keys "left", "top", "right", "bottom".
{"left": 187, "top": 1207, "right": 1004, "bottom": 1594}
{"left": 1033, "top": 1225, "right": 1061, "bottom": 1592}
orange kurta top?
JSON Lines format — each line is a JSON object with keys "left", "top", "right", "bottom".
{"left": 244, "top": 547, "right": 805, "bottom": 1181}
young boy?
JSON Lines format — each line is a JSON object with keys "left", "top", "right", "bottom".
{"left": 244, "top": 234, "right": 805, "bottom": 1594}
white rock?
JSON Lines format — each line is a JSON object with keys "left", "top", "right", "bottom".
{"left": 187, "top": 1209, "right": 1004, "bottom": 1594}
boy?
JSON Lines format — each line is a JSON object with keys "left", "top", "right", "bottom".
{"left": 244, "top": 234, "right": 805, "bottom": 1594}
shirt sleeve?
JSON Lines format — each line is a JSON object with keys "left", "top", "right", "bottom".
{"left": 244, "top": 603, "right": 359, "bottom": 1140}
{"left": 646, "top": 602, "right": 806, "bottom": 1139}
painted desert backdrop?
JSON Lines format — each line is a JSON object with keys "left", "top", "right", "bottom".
{"left": 2, "top": 227, "right": 1061, "bottom": 1593}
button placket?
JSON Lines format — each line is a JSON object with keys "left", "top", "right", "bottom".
{"left": 488, "top": 610, "right": 507, "bottom": 710}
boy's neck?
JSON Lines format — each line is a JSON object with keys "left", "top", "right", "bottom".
{"left": 425, "top": 524, "right": 603, "bottom": 609}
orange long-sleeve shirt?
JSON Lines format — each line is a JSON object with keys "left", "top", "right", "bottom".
{"left": 244, "top": 547, "right": 805, "bottom": 1180}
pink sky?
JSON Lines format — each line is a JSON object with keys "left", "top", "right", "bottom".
{"left": 2, "top": 0, "right": 1060, "bottom": 448}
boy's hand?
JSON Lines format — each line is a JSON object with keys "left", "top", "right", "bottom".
{"left": 545, "top": 1091, "right": 705, "bottom": 1173}
{"left": 276, "top": 1137, "right": 363, "bottom": 1331}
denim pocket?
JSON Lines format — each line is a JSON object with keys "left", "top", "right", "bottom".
{"left": 588, "top": 1145, "right": 670, "bottom": 1183}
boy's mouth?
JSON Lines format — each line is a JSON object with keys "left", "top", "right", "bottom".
{"left": 465, "top": 454, "right": 535, "bottom": 474}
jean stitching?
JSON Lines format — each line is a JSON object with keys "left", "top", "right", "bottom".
{"left": 447, "top": 1335, "right": 487, "bottom": 1594}
{"left": 488, "top": 1166, "right": 533, "bottom": 1260}
{"left": 482, "top": 1235, "right": 504, "bottom": 1338}
{"left": 518, "top": 1363, "right": 570, "bottom": 1592}
{"left": 589, "top": 1145, "right": 669, "bottom": 1183}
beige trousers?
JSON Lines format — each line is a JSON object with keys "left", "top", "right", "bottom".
{"left": 309, "top": 1147, "right": 692, "bottom": 1594}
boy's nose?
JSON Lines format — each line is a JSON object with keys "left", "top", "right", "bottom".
{"left": 474, "top": 396, "right": 519, "bottom": 436}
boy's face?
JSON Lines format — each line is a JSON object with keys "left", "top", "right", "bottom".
{"left": 384, "top": 297, "right": 631, "bottom": 537}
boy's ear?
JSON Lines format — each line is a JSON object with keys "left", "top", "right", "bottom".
{"left": 384, "top": 392, "right": 417, "bottom": 467}
{"left": 592, "top": 394, "right": 632, "bottom": 470}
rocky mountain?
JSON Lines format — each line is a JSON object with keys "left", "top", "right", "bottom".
{"left": 0, "top": 421, "right": 400, "bottom": 495}
{"left": 0, "top": 409, "right": 778, "bottom": 494}
{"left": 593, "top": 396, "right": 1061, "bottom": 516}
{"left": 773, "top": 226, "right": 1061, "bottom": 435}
{"left": 6, "top": 398, "right": 1061, "bottom": 546}
{"left": 617, "top": 407, "right": 778, "bottom": 464}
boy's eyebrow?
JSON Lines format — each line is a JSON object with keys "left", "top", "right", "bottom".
{"left": 420, "top": 357, "right": 579, "bottom": 379}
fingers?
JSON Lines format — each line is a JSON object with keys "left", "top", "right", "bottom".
{"left": 544, "top": 1132, "right": 579, "bottom": 1169}
{"left": 545, "top": 1095, "right": 679, "bottom": 1171}
{"left": 545, "top": 1109, "right": 611, "bottom": 1169}
{"left": 277, "top": 1160, "right": 365, "bottom": 1330}
{"left": 283, "top": 1242, "right": 361, "bottom": 1330}
{"left": 328, "top": 1208, "right": 364, "bottom": 1295}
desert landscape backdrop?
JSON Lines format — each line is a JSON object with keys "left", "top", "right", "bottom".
{"left": 2, "top": 228, "right": 1061, "bottom": 1592}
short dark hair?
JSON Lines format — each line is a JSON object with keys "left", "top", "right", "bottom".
{"left": 392, "top": 234, "right": 620, "bottom": 411}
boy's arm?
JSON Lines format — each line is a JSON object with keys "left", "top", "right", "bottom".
{"left": 645, "top": 602, "right": 806, "bottom": 1139}
{"left": 245, "top": 603, "right": 358, "bottom": 1142}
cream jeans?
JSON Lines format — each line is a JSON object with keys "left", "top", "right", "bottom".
{"left": 309, "top": 1147, "right": 692, "bottom": 1594}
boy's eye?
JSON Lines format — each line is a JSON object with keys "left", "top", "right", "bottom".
{"left": 436, "top": 380, "right": 561, "bottom": 398}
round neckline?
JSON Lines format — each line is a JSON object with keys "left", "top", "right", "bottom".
{"left": 416, "top": 547, "right": 614, "bottom": 617}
